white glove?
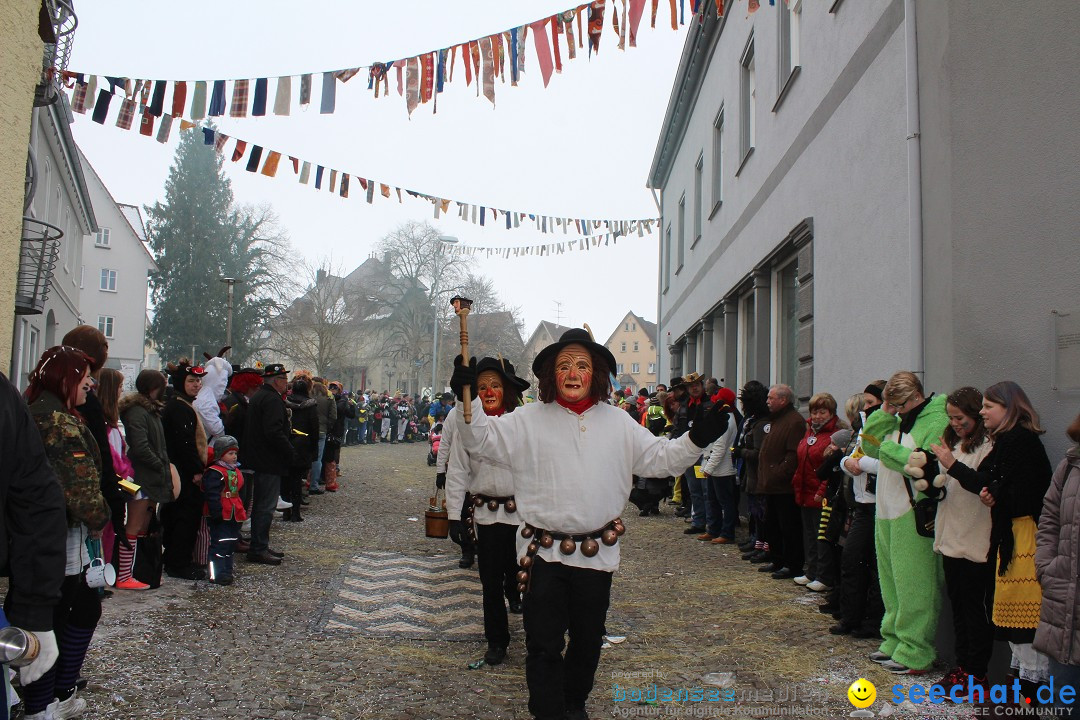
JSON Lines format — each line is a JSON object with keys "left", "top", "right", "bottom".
{"left": 19, "top": 630, "right": 58, "bottom": 685}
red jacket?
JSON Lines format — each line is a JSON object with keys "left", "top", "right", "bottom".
{"left": 791, "top": 415, "right": 841, "bottom": 508}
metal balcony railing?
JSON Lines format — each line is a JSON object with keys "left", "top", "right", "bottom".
{"left": 16, "top": 217, "right": 63, "bottom": 315}
{"left": 35, "top": 0, "right": 78, "bottom": 107}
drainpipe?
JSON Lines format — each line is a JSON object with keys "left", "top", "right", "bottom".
{"left": 904, "top": 0, "right": 924, "bottom": 376}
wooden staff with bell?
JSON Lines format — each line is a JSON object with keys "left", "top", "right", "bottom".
{"left": 451, "top": 295, "right": 474, "bottom": 423}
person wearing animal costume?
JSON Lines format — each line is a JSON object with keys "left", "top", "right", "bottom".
{"left": 442, "top": 357, "right": 530, "bottom": 667}
{"left": 450, "top": 328, "right": 732, "bottom": 720}
{"left": 860, "top": 371, "right": 949, "bottom": 674}
{"left": 193, "top": 347, "right": 233, "bottom": 442}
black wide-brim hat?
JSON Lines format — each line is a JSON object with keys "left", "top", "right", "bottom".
{"left": 532, "top": 328, "right": 617, "bottom": 375}
{"left": 475, "top": 357, "right": 531, "bottom": 393}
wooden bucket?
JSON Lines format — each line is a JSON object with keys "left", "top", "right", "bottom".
{"left": 425, "top": 490, "right": 449, "bottom": 538}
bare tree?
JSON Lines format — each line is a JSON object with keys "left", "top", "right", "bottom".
{"left": 266, "top": 258, "right": 380, "bottom": 377}
{"left": 377, "top": 220, "right": 467, "bottom": 307}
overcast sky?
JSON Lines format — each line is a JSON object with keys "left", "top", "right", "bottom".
{"left": 68, "top": 0, "right": 690, "bottom": 343}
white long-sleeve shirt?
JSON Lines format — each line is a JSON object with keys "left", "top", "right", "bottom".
{"left": 194, "top": 357, "right": 231, "bottom": 440}
{"left": 701, "top": 421, "right": 737, "bottom": 477}
{"left": 443, "top": 406, "right": 517, "bottom": 524}
{"left": 460, "top": 400, "right": 704, "bottom": 572}
{"left": 842, "top": 412, "right": 880, "bottom": 504}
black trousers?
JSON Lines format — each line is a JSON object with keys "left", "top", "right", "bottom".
{"left": 840, "top": 502, "right": 884, "bottom": 629}
{"left": 764, "top": 493, "right": 804, "bottom": 574}
{"left": 943, "top": 554, "right": 995, "bottom": 676}
{"left": 161, "top": 474, "right": 203, "bottom": 571}
{"left": 523, "top": 558, "right": 612, "bottom": 720}
{"left": 475, "top": 522, "right": 520, "bottom": 649}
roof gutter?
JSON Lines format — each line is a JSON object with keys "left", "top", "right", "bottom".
{"left": 904, "top": 0, "right": 924, "bottom": 376}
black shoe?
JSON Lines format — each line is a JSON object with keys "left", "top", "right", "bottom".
{"left": 674, "top": 508, "right": 690, "bottom": 518}
{"left": 507, "top": 598, "right": 522, "bottom": 614}
{"left": 648, "top": 507, "right": 661, "bottom": 516}
{"left": 771, "top": 568, "right": 796, "bottom": 580}
{"left": 288, "top": 514, "right": 304, "bottom": 522}
{"left": 299, "top": 498, "right": 311, "bottom": 506}
{"left": 281, "top": 509, "right": 292, "bottom": 521}
{"left": 738, "top": 541, "right": 755, "bottom": 551}
{"left": 268, "top": 548, "right": 285, "bottom": 558}
{"left": 75, "top": 677, "right": 87, "bottom": 691}
{"left": 246, "top": 551, "right": 282, "bottom": 566}
{"left": 829, "top": 622, "right": 853, "bottom": 635}
{"left": 851, "top": 626, "right": 882, "bottom": 639}
{"left": 748, "top": 552, "right": 772, "bottom": 563}
{"left": 309, "top": 487, "right": 325, "bottom": 495}
{"left": 818, "top": 603, "right": 840, "bottom": 615}
{"left": 483, "top": 644, "right": 507, "bottom": 665}
{"left": 740, "top": 550, "right": 758, "bottom": 560}
{"left": 683, "top": 526, "right": 705, "bottom": 535}
{"left": 758, "top": 562, "right": 783, "bottom": 573}
{"left": 210, "top": 574, "right": 235, "bottom": 586}
{"left": 639, "top": 509, "right": 650, "bottom": 517}
{"left": 459, "top": 553, "right": 475, "bottom": 569}
{"left": 165, "top": 565, "right": 206, "bottom": 580}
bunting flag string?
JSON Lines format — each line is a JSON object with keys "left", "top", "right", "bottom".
{"left": 60, "top": 0, "right": 757, "bottom": 118}
{"left": 443, "top": 226, "right": 654, "bottom": 260}
{"left": 67, "top": 82, "right": 659, "bottom": 238}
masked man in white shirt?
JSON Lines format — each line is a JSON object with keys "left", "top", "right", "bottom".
{"left": 450, "top": 328, "right": 732, "bottom": 720}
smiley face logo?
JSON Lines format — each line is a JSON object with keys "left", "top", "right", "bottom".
{"left": 847, "top": 678, "right": 876, "bottom": 709}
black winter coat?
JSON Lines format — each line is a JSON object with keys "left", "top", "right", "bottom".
{"left": 162, "top": 395, "right": 205, "bottom": 481}
{"left": 286, "top": 394, "right": 320, "bottom": 470}
{"left": 242, "top": 384, "right": 295, "bottom": 474}
{"left": 0, "top": 373, "right": 67, "bottom": 631}
{"left": 330, "top": 395, "right": 355, "bottom": 439}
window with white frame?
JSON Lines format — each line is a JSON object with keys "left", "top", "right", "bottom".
{"left": 632, "top": 363, "right": 640, "bottom": 374}
{"left": 693, "top": 154, "right": 703, "bottom": 245}
{"left": 97, "top": 315, "right": 114, "bottom": 338}
{"left": 95, "top": 228, "right": 111, "bottom": 247}
{"left": 648, "top": 362, "right": 656, "bottom": 374}
{"left": 632, "top": 322, "right": 636, "bottom": 330}
{"left": 712, "top": 107, "right": 724, "bottom": 211}
{"left": 739, "top": 35, "right": 756, "bottom": 166}
{"left": 676, "top": 195, "right": 686, "bottom": 273}
{"left": 100, "top": 269, "right": 117, "bottom": 292}
{"left": 616, "top": 363, "right": 624, "bottom": 374}
{"left": 778, "top": 0, "right": 802, "bottom": 99}
{"left": 633, "top": 341, "right": 639, "bottom": 352}
{"left": 776, "top": 259, "right": 800, "bottom": 387}
{"left": 26, "top": 326, "right": 39, "bottom": 376}
{"left": 663, "top": 224, "right": 672, "bottom": 292}
{"left": 621, "top": 342, "right": 627, "bottom": 352}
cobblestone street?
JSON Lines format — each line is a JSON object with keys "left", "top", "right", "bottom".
{"left": 77, "top": 442, "right": 951, "bottom": 719}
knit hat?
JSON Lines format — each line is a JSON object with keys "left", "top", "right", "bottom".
{"left": 212, "top": 435, "right": 239, "bottom": 459}
{"left": 830, "top": 429, "right": 853, "bottom": 449}
{"left": 713, "top": 387, "right": 737, "bottom": 408}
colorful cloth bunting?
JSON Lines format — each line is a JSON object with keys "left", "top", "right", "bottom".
{"left": 253, "top": 78, "right": 268, "bottom": 116}
{"left": 230, "top": 79, "right": 249, "bottom": 117}
{"left": 273, "top": 76, "right": 291, "bottom": 115}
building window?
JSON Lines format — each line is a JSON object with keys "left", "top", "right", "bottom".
{"left": 693, "top": 154, "right": 703, "bottom": 246}
{"left": 711, "top": 107, "right": 724, "bottom": 213}
{"left": 100, "top": 269, "right": 117, "bottom": 292}
{"left": 633, "top": 341, "right": 639, "bottom": 352}
{"left": 777, "top": 260, "right": 799, "bottom": 386}
{"left": 632, "top": 322, "right": 636, "bottom": 331}
{"left": 777, "top": 0, "right": 802, "bottom": 107}
{"left": 97, "top": 315, "right": 114, "bottom": 339}
{"left": 739, "top": 34, "right": 756, "bottom": 170}
{"left": 53, "top": 186, "right": 61, "bottom": 225}
{"left": 95, "top": 228, "right": 111, "bottom": 247}
{"left": 26, "top": 326, "right": 39, "bottom": 376}
{"left": 676, "top": 195, "right": 686, "bottom": 273}
{"left": 648, "top": 362, "right": 656, "bottom": 374}
{"left": 663, "top": 224, "right": 672, "bottom": 292}
{"left": 632, "top": 363, "right": 640, "bottom": 374}
{"left": 621, "top": 342, "right": 627, "bottom": 352}
{"left": 616, "top": 363, "right": 624, "bottom": 374}
{"left": 625, "top": 322, "right": 630, "bottom": 331}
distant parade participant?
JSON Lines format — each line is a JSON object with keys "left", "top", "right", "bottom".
{"left": 441, "top": 357, "right": 530, "bottom": 667}
{"left": 450, "top": 328, "right": 732, "bottom": 720}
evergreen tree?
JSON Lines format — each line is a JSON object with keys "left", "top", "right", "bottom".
{"left": 146, "top": 127, "right": 288, "bottom": 364}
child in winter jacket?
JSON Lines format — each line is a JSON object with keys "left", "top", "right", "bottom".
{"left": 201, "top": 435, "right": 247, "bottom": 585}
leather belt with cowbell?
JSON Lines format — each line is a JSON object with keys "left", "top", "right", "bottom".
{"left": 464, "top": 493, "right": 517, "bottom": 544}
{"left": 515, "top": 518, "right": 626, "bottom": 594}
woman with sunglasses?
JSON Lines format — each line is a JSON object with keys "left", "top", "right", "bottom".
{"left": 22, "top": 346, "right": 110, "bottom": 720}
